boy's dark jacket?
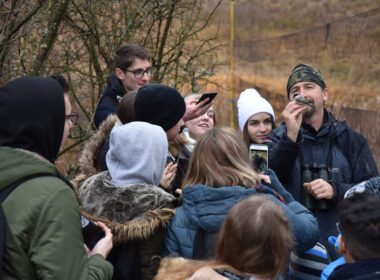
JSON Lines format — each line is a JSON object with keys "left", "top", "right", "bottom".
{"left": 94, "top": 75, "right": 125, "bottom": 129}
{"left": 328, "top": 258, "right": 380, "bottom": 280}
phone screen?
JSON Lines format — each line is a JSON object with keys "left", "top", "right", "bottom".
{"left": 249, "top": 144, "right": 268, "bottom": 174}
{"left": 195, "top": 92, "right": 217, "bottom": 105}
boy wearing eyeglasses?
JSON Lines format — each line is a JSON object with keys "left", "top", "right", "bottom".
{"left": 94, "top": 42, "right": 214, "bottom": 129}
{"left": 94, "top": 43, "right": 152, "bottom": 128}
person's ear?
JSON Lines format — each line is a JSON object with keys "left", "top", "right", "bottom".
{"left": 323, "top": 87, "right": 328, "bottom": 101}
{"left": 115, "top": 68, "right": 125, "bottom": 81}
{"left": 338, "top": 235, "right": 346, "bottom": 255}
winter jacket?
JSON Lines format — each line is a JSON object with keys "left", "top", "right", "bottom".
{"left": 163, "top": 183, "right": 319, "bottom": 258}
{"left": 74, "top": 115, "right": 118, "bottom": 184}
{"left": 0, "top": 147, "right": 113, "bottom": 280}
{"left": 267, "top": 110, "right": 379, "bottom": 259}
{"left": 94, "top": 75, "right": 126, "bottom": 129}
{"left": 77, "top": 171, "right": 177, "bottom": 280}
{"left": 321, "top": 256, "right": 345, "bottom": 280}
{"left": 328, "top": 258, "right": 380, "bottom": 280}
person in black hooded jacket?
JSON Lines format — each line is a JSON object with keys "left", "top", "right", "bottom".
{"left": 0, "top": 76, "right": 113, "bottom": 279}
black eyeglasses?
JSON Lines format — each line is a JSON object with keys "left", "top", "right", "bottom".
{"left": 125, "top": 67, "right": 155, "bottom": 79}
{"left": 65, "top": 113, "right": 79, "bottom": 125}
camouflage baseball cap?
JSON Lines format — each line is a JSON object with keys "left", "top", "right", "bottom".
{"left": 286, "top": 63, "right": 326, "bottom": 99}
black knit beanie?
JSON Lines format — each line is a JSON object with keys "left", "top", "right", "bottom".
{"left": 135, "top": 84, "right": 186, "bottom": 131}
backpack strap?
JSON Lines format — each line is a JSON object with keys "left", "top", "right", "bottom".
{"left": 0, "top": 172, "right": 56, "bottom": 279}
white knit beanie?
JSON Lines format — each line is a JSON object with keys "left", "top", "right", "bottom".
{"left": 237, "top": 88, "right": 275, "bottom": 132}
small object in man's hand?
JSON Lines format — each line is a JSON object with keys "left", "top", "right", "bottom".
{"left": 295, "top": 95, "right": 312, "bottom": 106}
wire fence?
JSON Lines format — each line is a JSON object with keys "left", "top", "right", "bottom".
{"left": 235, "top": 7, "right": 380, "bottom": 64}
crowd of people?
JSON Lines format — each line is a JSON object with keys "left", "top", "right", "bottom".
{"left": 0, "top": 42, "right": 379, "bottom": 280}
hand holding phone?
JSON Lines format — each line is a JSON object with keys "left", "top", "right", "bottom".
{"left": 183, "top": 92, "right": 217, "bottom": 122}
{"left": 195, "top": 92, "right": 217, "bottom": 106}
{"left": 82, "top": 218, "right": 106, "bottom": 250}
{"left": 249, "top": 144, "right": 268, "bottom": 174}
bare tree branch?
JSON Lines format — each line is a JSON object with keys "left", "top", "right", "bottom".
{"left": 30, "top": 0, "right": 71, "bottom": 75}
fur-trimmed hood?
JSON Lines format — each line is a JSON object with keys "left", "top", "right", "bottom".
{"left": 73, "top": 114, "right": 118, "bottom": 186}
{"left": 154, "top": 257, "right": 245, "bottom": 280}
{"left": 78, "top": 171, "right": 177, "bottom": 243}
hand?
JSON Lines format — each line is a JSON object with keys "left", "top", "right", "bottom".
{"left": 183, "top": 97, "right": 213, "bottom": 122}
{"left": 175, "top": 188, "right": 182, "bottom": 196}
{"left": 258, "top": 174, "right": 271, "bottom": 184}
{"left": 304, "top": 178, "right": 334, "bottom": 200}
{"left": 89, "top": 222, "right": 113, "bottom": 259}
{"left": 264, "top": 169, "right": 294, "bottom": 203}
{"left": 160, "top": 162, "right": 178, "bottom": 189}
{"left": 189, "top": 267, "right": 228, "bottom": 280}
{"left": 282, "top": 101, "right": 308, "bottom": 142}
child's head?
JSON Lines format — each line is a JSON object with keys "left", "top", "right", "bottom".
{"left": 184, "top": 93, "right": 216, "bottom": 140}
{"left": 337, "top": 193, "right": 380, "bottom": 262}
{"left": 216, "top": 195, "right": 293, "bottom": 278}
{"left": 182, "top": 127, "right": 260, "bottom": 188}
{"left": 117, "top": 90, "right": 138, "bottom": 124}
{"left": 134, "top": 84, "right": 186, "bottom": 141}
{"left": 107, "top": 121, "right": 168, "bottom": 187}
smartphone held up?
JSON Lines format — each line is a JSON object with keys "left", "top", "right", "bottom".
{"left": 195, "top": 92, "right": 217, "bottom": 106}
{"left": 249, "top": 144, "right": 268, "bottom": 174}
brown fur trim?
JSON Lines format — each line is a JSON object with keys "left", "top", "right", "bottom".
{"left": 154, "top": 258, "right": 239, "bottom": 280}
{"left": 82, "top": 208, "right": 175, "bottom": 243}
{"left": 72, "top": 114, "right": 118, "bottom": 186}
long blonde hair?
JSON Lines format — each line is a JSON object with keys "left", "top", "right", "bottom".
{"left": 181, "top": 127, "right": 260, "bottom": 188}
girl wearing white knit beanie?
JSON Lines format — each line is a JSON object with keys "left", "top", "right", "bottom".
{"left": 237, "top": 88, "right": 276, "bottom": 145}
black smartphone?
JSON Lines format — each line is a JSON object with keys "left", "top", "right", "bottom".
{"left": 249, "top": 144, "right": 268, "bottom": 174}
{"left": 195, "top": 92, "right": 217, "bottom": 105}
{"left": 82, "top": 217, "right": 105, "bottom": 250}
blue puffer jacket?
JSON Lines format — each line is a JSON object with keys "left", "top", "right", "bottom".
{"left": 163, "top": 183, "right": 319, "bottom": 259}
{"left": 267, "top": 111, "right": 379, "bottom": 259}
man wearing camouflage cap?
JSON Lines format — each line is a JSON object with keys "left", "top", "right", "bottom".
{"left": 267, "top": 63, "right": 378, "bottom": 259}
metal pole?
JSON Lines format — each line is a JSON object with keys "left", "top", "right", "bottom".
{"left": 230, "top": 0, "right": 235, "bottom": 128}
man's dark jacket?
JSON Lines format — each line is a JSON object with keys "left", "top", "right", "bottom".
{"left": 94, "top": 75, "right": 125, "bottom": 129}
{"left": 328, "top": 258, "right": 380, "bottom": 280}
{"left": 267, "top": 110, "right": 379, "bottom": 259}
